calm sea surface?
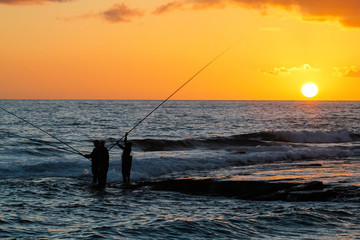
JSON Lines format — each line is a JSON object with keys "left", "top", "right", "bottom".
{"left": 0, "top": 100, "right": 359, "bottom": 239}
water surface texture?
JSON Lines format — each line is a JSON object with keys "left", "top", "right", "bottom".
{"left": 0, "top": 100, "right": 359, "bottom": 239}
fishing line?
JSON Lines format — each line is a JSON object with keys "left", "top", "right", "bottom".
{"left": 109, "top": 39, "right": 241, "bottom": 150}
{"left": 0, "top": 106, "right": 84, "bottom": 157}
{"left": 0, "top": 129, "right": 80, "bottom": 155}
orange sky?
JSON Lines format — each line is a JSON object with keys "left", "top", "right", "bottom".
{"left": 1, "top": 0, "right": 360, "bottom": 100}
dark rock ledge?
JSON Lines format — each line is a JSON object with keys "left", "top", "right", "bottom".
{"left": 125, "top": 179, "right": 360, "bottom": 202}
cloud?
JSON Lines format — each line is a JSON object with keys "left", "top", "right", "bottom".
{"left": 58, "top": 3, "right": 143, "bottom": 23}
{"left": 333, "top": 66, "right": 360, "bottom": 78}
{"left": 153, "top": 1, "right": 185, "bottom": 15}
{"left": 153, "top": 0, "right": 224, "bottom": 14}
{"left": 236, "top": 0, "right": 360, "bottom": 28}
{"left": 101, "top": 3, "right": 143, "bottom": 23}
{"left": 265, "top": 64, "right": 320, "bottom": 76}
{"left": 191, "top": 0, "right": 227, "bottom": 10}
{"left": 57, "top": 12, "right": 96, "bottom": 22}
{"left": 0, "top": 0, "right": 72, "bottom": 4}
{"left": 154, "top": 0, "right": 360, "bottom": 28}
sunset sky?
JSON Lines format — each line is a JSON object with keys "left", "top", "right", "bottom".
{"left": 1, "top": 0, "right": 360, "bottom": 100}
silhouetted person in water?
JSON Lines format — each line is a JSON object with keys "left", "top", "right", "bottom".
{"left": 85, "top": 140, "right": 109, "bottom": 187}
{"left": 97, "top": 140, "right": 109, "bottom": 187}
{"left": 85, "top": 140, "right": 100, "bottom": 184}
{"left": 117, "top": 133, "right": 132, "bottom": 183}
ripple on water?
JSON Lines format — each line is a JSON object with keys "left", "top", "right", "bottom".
{"left": 1, "top": 177, "right": 360, "bottom": 239}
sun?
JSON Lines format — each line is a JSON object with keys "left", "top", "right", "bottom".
{"left": 301, "top": 83, "right": 318, "bottom": 98}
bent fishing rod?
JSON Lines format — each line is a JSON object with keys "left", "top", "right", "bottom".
{"left": 0, "top": 106, "right": 84, "bottom": 157}
{"left": 0, "top": 129, "right": 80, "bottom": 155}
{"left": 108, "top": 40, "right": 241, "bottom": 151}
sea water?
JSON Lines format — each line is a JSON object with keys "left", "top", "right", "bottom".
{"left": 0, "top": 100, "right": 359, "bottom": 239}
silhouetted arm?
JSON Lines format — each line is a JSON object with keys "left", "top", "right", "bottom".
{"left": 116, "top": 142, "right": 125, "bottom": 150}
{"left": 84, "top": 148, "right": 96, "bottom": 159}
{"left": 124, "top": 132, "right": 128, "bottom": 144}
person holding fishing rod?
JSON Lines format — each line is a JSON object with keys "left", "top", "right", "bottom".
{"left": 84, "top": 140, "right": 109, "bottom": 188}
{"left": 2, "top": 39, "right": 240, "bottom": 188}
{"left": 106, "top": 41, "right": 241, "bottom": 183}
{"left": 116, "top": 133, "right": 132, "bottom": 183}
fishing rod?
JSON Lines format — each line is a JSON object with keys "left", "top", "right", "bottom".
{"left": 108, "top": 40, "right": 241, "bottom": 151}
{"left": 0, "top": 106, "right": 84, "bottom": 157}
{"left": 0, "top": 129, "right": 80, "bottom": 155}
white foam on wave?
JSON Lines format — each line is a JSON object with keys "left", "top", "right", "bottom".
{"left": 0, "top": 155, "right": 91, "bottom": 178}
{"left": 0, "top": 140, "right": 359, "bottom": 182}
{"left": 108, "top": 144, "right": 358, "bottom": 182}
{"left": 267, "top": 130, "right": 354, "bottom": 143}
{"left": 106, "top": 150, "right": 229, "bottom": 182}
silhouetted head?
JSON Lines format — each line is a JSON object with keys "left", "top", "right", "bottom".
{"left": 99, "top": 140, "right": 105, "bottom": 147}
{"left": 93, "top": 140, "right": 100, "bottom": 147}
{"left": 126, "top": 141, "right": 132, "bottom": 147}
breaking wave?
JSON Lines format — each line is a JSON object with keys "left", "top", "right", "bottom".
{"left": 1, "top": 130, "right": 359, "bottom": 182}
{"left": 132, "top": 130, "right": 360, "bottom": 151}
{"left": 260, "top": 130, "right": 360, "bottom": 143}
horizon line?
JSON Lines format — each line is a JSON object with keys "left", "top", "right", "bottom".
{"left": 0, "top": 99, "right": 359, "bottom": 102}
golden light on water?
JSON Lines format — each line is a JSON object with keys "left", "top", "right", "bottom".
{"left": 301, "top": 83, "right": 319, "bottom": 98}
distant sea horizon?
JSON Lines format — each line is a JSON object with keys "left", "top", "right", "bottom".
{"left": 1, "top": 98, "right": 359, "bottom": 101}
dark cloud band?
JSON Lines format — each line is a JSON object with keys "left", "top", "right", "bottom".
{"left": 154, "top": 0, "right": 360, "bottom": 28}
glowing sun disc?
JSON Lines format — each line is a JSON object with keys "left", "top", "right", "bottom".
{"left": 301, "top": 83, "right": 318, "bottom": 98}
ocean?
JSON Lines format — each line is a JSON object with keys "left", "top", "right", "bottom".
{"left": 0, "top": 100, "right": 359, "bottom": 239}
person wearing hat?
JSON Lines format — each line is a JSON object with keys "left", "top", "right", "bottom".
{"left": 85, "top": 140, "right": 109, "bottom": 187}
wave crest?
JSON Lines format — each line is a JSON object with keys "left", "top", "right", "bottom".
{"left": 131, "top": 130, "right": 359, "bottom": 151}
{"left": 263, "top": 130, "right": 358, "bottom": 143}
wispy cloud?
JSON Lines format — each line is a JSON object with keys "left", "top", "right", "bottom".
{"left": 0, "top": 0, "right": 72, "bottom": 5}
{"left": 57, "top": 12, "right": 95, "bottom": 22}
{"left": 5, "top": 0, "right": 359, "bottom": 28}
{"left": 101, "top": 3, "right": 143, "bottom": 23}
{"left": 153, "top": 1, "right": 185, "bottom": 15}
{"left": 334, "top": 66, "right": 360, "bottom": 78}
{"left": 153, "top": 0, "right": 224, "bottom": 14}
{"left": 265, "top": 64, "right": 320, "bottom": 76}
{"left": 153, "top": 0, "right": 360, "bottom": 28}
{"left": 58, "top": 3, "right": 143, "bottom": 23}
